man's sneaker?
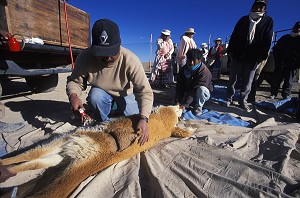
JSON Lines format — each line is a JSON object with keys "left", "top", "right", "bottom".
{"left": 240, "top": 103, "right": 252, "bottom": 112}
{"left": 225, "top": 100, "right": 233, "bottom": 107}
{"left": 162, "top": 84, "right": 171, "bottom": 89}
{"left": 270, "top": 95, "right": 276, "bottom": 99}
{"left": 193, "top": 106, "right": 202, "bottom": 116}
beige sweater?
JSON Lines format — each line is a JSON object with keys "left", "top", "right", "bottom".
{"left": 66, "top": 47, "right": 153, "bottom": 118}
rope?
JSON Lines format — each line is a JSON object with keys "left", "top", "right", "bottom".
{"left": 63, "top": 0, "right": 75, "bottom": 69}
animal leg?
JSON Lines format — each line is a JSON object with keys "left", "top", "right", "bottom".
{"left": 0, "top": 154, "right": 63, "bottom": 183}
{"left": 29, "top": 153, "right": 115, "bottom": 198}
{"left": 171, "top": 127, "right": 192, "bottom": 138}
{"left": 0, "top": 139, "right": 64, "bottom": 166}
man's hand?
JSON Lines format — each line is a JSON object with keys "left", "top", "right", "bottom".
{"left": 137, "top": 117, "right": 149, "bottom": 146}
{"left": 70, "top": 93, "right": 84, "bottom": 111}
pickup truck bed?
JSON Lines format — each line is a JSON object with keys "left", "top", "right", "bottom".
{"left": 0, "top": 43, "right": 83, "bottom": 96}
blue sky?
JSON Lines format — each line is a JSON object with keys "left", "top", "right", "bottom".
{"left": 69, "top": 0, "right": 299, "bottom": 62}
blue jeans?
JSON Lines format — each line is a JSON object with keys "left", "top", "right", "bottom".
{"left": 195, "top": 86, "right": 211, "bottom": 108}
{"left": 226, "top": 58, "right": 257, "bottom": 104}
{"left": 87, "top": 87, "right": 139, "bottom": 122}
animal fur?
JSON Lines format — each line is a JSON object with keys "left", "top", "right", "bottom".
{"left": 0, "top": 105, "right": 192, "bottom": 198}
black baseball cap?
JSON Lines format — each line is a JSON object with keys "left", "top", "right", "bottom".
{"left": 91, "top": 19, "right": 121, "bottom": 57}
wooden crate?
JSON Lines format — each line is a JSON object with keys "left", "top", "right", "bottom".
{"left": 0, "top": 0, "right": 90, "bottom": 49}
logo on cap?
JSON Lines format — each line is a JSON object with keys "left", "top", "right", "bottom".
{"left": 100, "top": 31, "right": 109, "bottom": 45}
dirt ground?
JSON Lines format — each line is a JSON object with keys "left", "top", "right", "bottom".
{"left": 0, "top": 70, "right": 299, "bottom": 150}
{"left": 1, "top": 71, "right": 299, "bottom": 120}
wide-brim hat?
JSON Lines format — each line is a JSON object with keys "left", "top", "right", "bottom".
{"left": 214, "top": 38, "right": 222, "bottom": 42}
{"left": 201, "top": 43, "right": 208, "bottom": 47}
{"left": 91, "top": 19, "right": 121, "bottom": 57}
{"left": 185, "top": 28, "right": 196, "bottom": 34}
{"left": 161, "top": 29, "right": 171, "bottom": 36}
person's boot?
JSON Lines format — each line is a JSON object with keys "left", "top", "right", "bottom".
{"left": 0, "top": 121, "right": 25, "bottom": 133}
{"left": 238, "top": 102, "right": 252, "bottom": 112}
{"left": 193, "top": 106, "right": 203, "bottom": 116}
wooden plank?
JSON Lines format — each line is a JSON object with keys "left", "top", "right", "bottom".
{"left": 0, "top": 0, "right": 90, "bottom": 49}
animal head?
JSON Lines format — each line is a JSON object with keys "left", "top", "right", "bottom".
{"left": 151, "top": 105, "right": 182, "bottom": 127}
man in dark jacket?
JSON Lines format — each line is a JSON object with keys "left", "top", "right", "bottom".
{"left": 175, "top": 49, "right": 213, "bottom": 116}
{"left": 270, "top": 21, "right": 300, "bottom": 99}
{"left": 226, "top": 0, "right": 273, "bottom": 112}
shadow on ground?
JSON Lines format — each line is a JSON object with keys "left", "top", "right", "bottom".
{"left": 4, "top": 100, "right": 77, "bottom": 132}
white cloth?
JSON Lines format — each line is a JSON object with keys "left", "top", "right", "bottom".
{"left": 201, "top": 48, "right": 209, "bottom": 63}
{"left": 248, "top": 13, "right": 263, "bottom": 44}
{"left": 176, "top": 35, "right": 197, "bottom": 67}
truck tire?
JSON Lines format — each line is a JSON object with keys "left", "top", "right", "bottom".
{"left": 25, "top": 74, "right": 59, "bottom": 93}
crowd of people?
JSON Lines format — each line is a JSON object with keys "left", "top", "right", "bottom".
{"left": 1, "top": 0, "right": 299, "bottom": 142}
{"left": 150, "top": 0, "right": 299, "bottom": 114}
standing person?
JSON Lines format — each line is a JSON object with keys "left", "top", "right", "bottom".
{"left": 150, "top": 29, "right": 174, "bottom": 88}
{"left": 66, "top": 19, "right": 154, "bottom": 146}
{"left": 226, "top": 0, "right": 273, "bottom": 111}
{"left": 200, "top": 42, "right": 209, "bottom": 64}
{"left": 176, "top": 28, "right": 197, "bottom": 68}
{"left": 175, "top": 49, "right": 213, "bottom": 116}
{"left": 270, "top": 21, "right": 300, "bottom": 99}
{"left": 208, "top": 38, "right": 223, "bottom": 80}
{"left": 171, "top": 43, "right": 179, "bottom": 82}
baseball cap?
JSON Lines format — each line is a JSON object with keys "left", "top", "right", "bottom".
{"left": 91, "top": 19, "right": 121, "bottom": 57}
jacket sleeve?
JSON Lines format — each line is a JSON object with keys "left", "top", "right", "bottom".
{"left": 128, "top": 58, "right": 153, "bottom": 118}
{"left": 227, "top": 17, "right": 244, "bottom": 55}
{"left": 177, "top": 37, "right": 188, "bottom": 61}
{"left": 259, "top": 16, "right": 274, "bottom": 61}
{"left": 66, "top": 53, "right": 88, "bottom": 98}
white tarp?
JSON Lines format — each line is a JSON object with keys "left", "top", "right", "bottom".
{"left": 1, "top": 118, "right": 300, "bottom": 198}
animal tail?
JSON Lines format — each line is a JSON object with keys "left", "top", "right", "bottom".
{"left": 171, "top": 127, "right": 192, "bottom": 138}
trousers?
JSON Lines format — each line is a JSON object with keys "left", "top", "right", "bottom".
{"left": 195, "top": 86, "right": 211, "bottom": 108}
{"left": 226, "top": 58, "right": 257, "bottom": 104}
{"left": 87, "top": 87, "right": 139, "bottom": 122}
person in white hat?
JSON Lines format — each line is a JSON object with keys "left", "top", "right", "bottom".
{"left": 207, "top": 38, "right": 224, "bottom": 80}
{"left": 176, "top": 28, "right": 197, "bottom": 67}
{"left": 150, "top": 29, "right": 174, "bottom": 88}
{"left": 200, "top": 42, "right": 209, "bottom": 64}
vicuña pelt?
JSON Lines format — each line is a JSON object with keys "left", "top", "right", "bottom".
{"left": 0, "top": 105, "right": 192, "bottom": 198}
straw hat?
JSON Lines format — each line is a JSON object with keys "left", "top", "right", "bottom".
{"left": 185, "top": 28, "right": 196, "bottom": 34}
{"left": 201, "top": 43, "right": 208, "bottom": 48}
{"left": 214, "top": 38, "right": 222, "bottom": 42}
{"left": 161, "top": 29, "right": 171, "bottom": 36}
